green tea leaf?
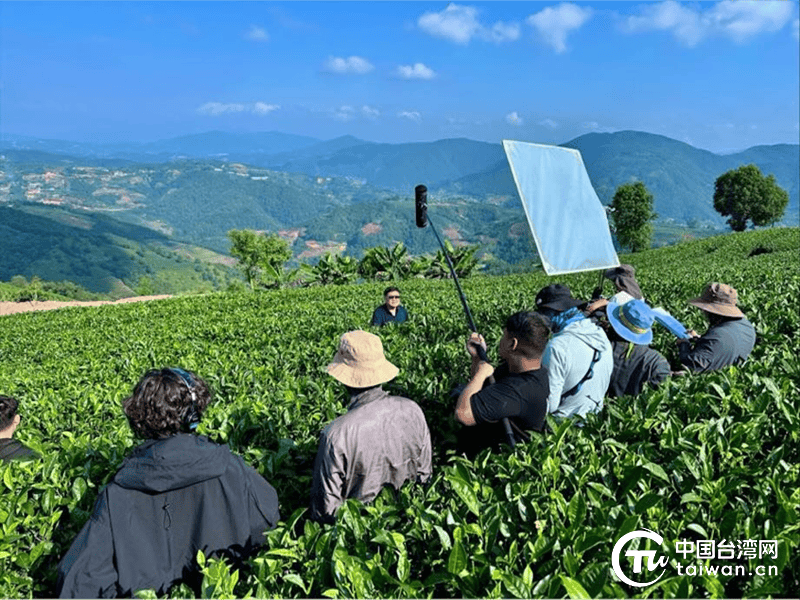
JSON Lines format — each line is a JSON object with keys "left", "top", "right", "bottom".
{"left": 447, "top": 540, "right": 467, "bottom": 575}
{"left": 560, "top": 575, "right": 592, "bottom": 599}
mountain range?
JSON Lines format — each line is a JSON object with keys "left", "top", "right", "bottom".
{"left": 0, "top": 129, "right": 797, "bottom": 293}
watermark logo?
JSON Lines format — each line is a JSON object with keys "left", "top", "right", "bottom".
{"left": 612, "top": 529, "right": 669, "bottom": 587}
{"left": 611, "top": 531, "right": 780, "bottom": 588}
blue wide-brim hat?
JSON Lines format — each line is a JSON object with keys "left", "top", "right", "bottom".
{"left": 607, "top": 298, "right": 654, "bottom": 345}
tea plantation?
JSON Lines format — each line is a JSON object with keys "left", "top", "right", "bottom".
{"left": 1, "top": 228, "right": 798, "bottom": 598}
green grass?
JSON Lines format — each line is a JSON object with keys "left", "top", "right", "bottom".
{"left": 0, "top": 228, "right": 797, "bottom": 598}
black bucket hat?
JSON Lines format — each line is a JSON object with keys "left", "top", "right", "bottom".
{"left": 604, "top": 264, "right": 644, "bottom": 300}
{"left": 535, "top": 284, "right": 586, "bottom": 313}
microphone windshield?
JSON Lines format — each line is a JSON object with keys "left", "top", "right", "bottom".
{"left": 415, "top": 184, "right": 428, "bottom": 228}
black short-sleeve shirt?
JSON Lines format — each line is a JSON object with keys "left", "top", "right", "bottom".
{"left": 469, "top": 367, "right": 549, "bottom": 433}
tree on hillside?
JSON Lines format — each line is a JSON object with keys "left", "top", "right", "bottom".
{"left": 609, "top": 181, "right": 658, "bottom": 253}
{"left": 713, "top": 164, "right": 789, "bottom": 232}
{"left": 228, "top": 229, "right": 292, "bottom": 290}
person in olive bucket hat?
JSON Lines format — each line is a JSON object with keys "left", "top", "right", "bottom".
{"left": 310, "top": 330, "right": 432, "bottom": 523}
{"left": 677, "top": 283, "right": 755, "bottom": 372}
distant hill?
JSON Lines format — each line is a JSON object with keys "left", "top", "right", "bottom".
{"left": 0, "top": 205, "right": 240, "bottom": 295}
{"left": 270, "top": 137, "right": 506, "bottom": 191}
{"left": 445, "top": 131, "right": 799, "bottom": 225}
{"left": 1, "top": 131, "right": 321, "bottom": 162}
{"left": 0, "top": 152, "right": 398, "bottom": 253}
{"left": 5, "top": 130, "right": 795, "bottom": 227}
{"left": 1, "top": 129, "right": 797, "bottom": 292}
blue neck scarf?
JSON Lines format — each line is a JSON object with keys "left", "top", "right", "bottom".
{"left": 550, "top": 306, "right": 585, "bottom": 333}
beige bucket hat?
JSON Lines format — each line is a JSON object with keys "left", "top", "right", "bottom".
{"left": 688, "top": 283, "right": 745, "bottom": 318}
{"left": 327, "top": 330, "right": 399, "bottom": 388}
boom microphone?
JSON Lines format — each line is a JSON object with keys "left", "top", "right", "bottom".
{"left": 415, "top": 184, "right": 428, "bottom": 228}
{"left": 412, "top": 184, "right": 518, "bottom": 448}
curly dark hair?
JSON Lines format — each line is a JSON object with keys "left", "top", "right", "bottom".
{"left": 123, "top": 368, "right": 212, "bottom": 439}
{"left": 0, "top": 395, "right": 20, "bottom": 432}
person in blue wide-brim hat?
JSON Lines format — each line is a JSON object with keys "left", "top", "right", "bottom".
{"left": 604, "top": 299, "right": 671, "bottom": 398}
{"left": 607, "top": 298, "right": 655, "bottom": 345}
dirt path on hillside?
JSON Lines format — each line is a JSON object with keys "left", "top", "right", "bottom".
{"left": 0, "top": 295, "right": 172, "bottom": 317}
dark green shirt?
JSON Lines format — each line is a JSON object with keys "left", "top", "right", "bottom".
{"left": 371, "top": 304, "right": 408, "bottom": 326}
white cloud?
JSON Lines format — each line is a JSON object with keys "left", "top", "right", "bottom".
{"left": 197, "top": 102, "right": 279, "bottom": 116}
{"left": 582, "top": 121, "right": 600, "bottom": 130}
{"left": 622, "top": 0, "right": 795, "bottom": 47}
{"left": 539, "top": 118, "right": 559, "bottom": 130}
{"left": 398, "top": 111, "right": 422, "bottom": 122}
{"left": 197, "top": 102, "right": 246, "bottom": 116}
{"left": 709, "top": 0, "right": 794, "bottom": 42}
{"left": 397, "top": 63, "right": 436, "bottom": 80}
{"left": 418, "top": 4, "right": 480, "bottom": 44}
{"left": 333, "top": 106, "right": 356, "bottom": 121}
{"left": 487, "top": 21, "right": 521, "bottom": 43}
{"left": 253, "top": 102, "right": 279, "bottom": 115}
{"left": 527, "top": 3, "right": 592, "bottom": 53}
{"left": 323, "top": 56, "right": 374, "bottom": 74}
{"left": 506, "top": 112, "right": 524, "bottom": 126}
{"left": 623, "top": 1, "right": 703, "bottom": 46}
{"left": 418, "top": 3, "right": 520, "bottom": 44}
{"left": 362, "top": 105, "right": 380, "bottom": 119}
{"left": 244, "top": 25, "right": 269, "bottom": 42}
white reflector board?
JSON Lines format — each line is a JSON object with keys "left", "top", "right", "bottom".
{"left": 503, "top": 139, "right": 619, "bottom": 275}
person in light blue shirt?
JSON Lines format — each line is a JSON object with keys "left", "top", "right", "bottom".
{"left": 535, "top": 284, "right": 613, "bottom": 419}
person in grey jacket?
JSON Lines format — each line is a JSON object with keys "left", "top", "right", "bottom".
{"left": 677, "top": 283, "right": 756, "bottom": 372}
{"left": 535, "top": 284, "right": 613, "bottom": 419}
{"left": 310, "top": 330, "right": 432, "bottom": 524}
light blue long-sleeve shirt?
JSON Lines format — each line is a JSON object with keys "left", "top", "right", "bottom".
{"left": 542, "top": 318, "right": 613, "bottom": 418}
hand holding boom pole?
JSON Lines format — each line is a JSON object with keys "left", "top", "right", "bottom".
{"left": 415, "top": 185, "right": 516, "bottom": 447}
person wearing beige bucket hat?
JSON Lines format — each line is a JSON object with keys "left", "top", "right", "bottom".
{"left": 310, "top": 330, "right": 432, "bottom": 523}
{"left": 677, "top": 282, "right": 756, "bottom": 372}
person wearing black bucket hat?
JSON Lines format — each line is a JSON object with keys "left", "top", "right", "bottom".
{"left": 677, "top": 283, "right": 756, "bottom": 372}
{"left": 604, "top": 299, "right": 671, "bottom": 397}
{"left": 535, "top": 284, "right": 613, "bottom": 419}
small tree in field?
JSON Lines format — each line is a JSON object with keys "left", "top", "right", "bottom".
{"left": 713, "top": 164, "right": 789, "bottom": 232}
{"left": 228, "top": 230, "right": 292, "bottom": 290}
{"left": 609, "top": 181, "right": 657, "bottom": 252}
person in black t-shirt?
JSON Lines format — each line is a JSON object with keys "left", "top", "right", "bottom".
{"left": 454, "top": 311, "right": 550, "bottom": 455}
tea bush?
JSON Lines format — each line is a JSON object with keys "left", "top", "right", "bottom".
{"left": 0, "top": 228, "right": 797, "bottom": 598}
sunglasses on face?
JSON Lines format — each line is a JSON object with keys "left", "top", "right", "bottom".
{"left": 387, "top": 295, "right": 401, "bottom": 299}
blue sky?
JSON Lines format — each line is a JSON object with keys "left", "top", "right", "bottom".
{"left": 2, "top": 1, "right": 798, "bottom": 152}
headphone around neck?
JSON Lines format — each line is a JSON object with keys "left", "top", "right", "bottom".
{"left": 167, "top": 367, "right": 200, "bottom": 432}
